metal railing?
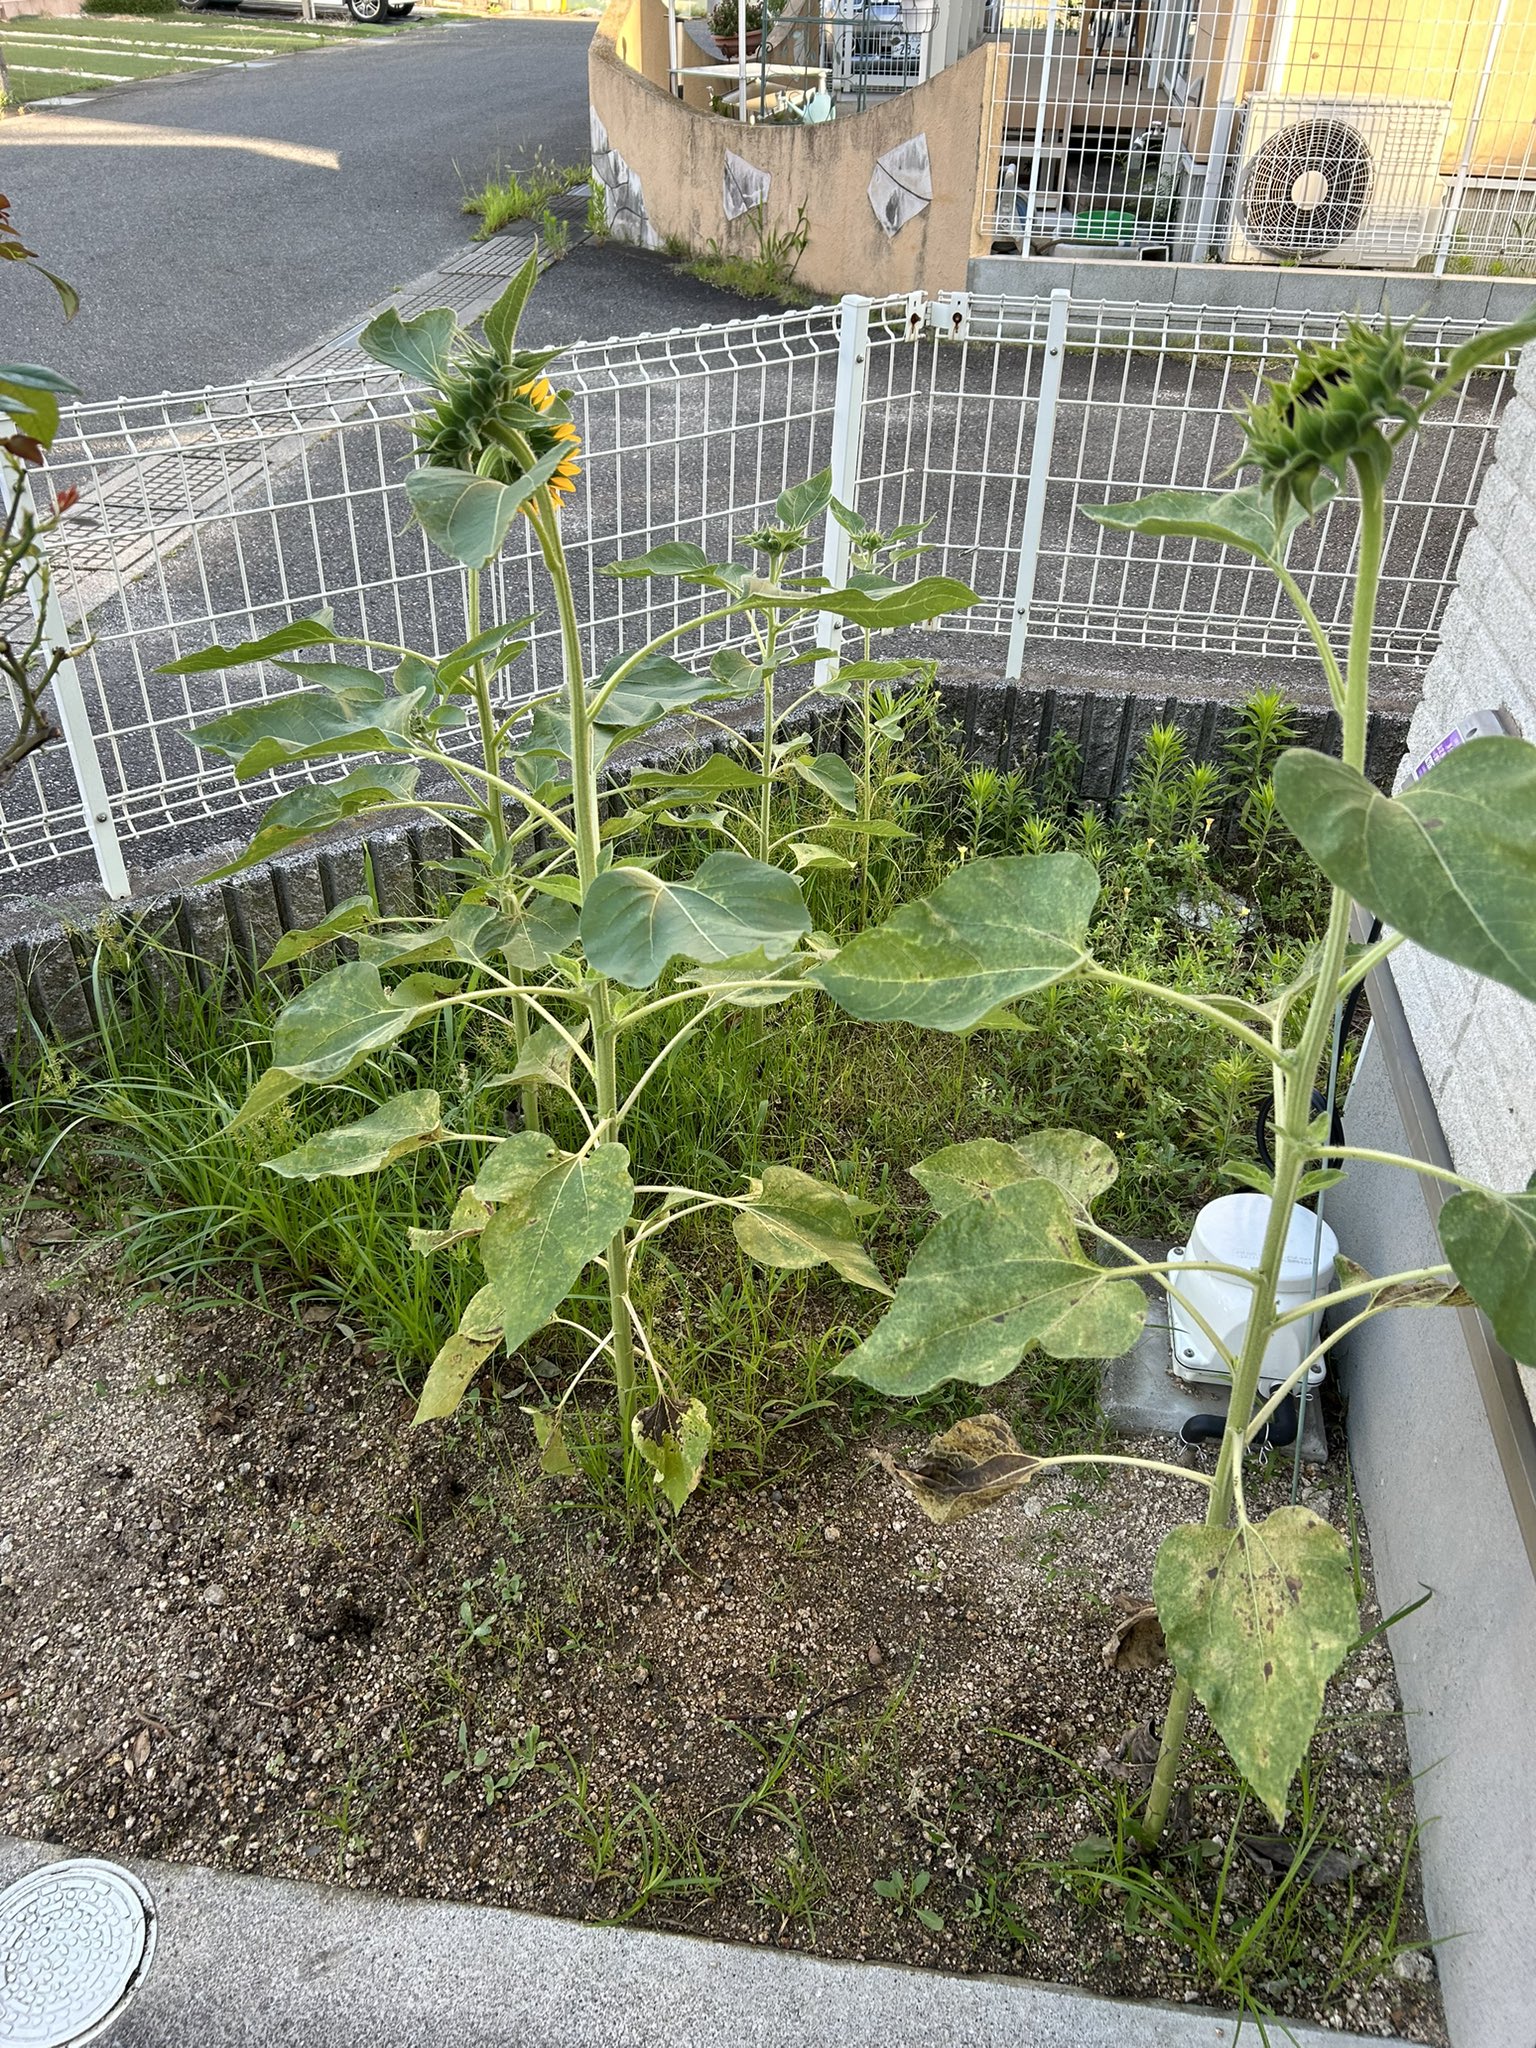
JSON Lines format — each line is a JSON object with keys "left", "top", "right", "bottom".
{"left": 12, "top": 288, "right": 1515, "bottom": 898}
{"left": 979, "top": 0, "right": 1536, "bottom": 274}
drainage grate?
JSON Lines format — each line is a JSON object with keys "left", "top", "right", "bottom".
{"left": 0, "top": 1860, "right": 156, "bottom": 2047}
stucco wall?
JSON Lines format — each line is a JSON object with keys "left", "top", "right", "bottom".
{"left": 1387, "top": 347, "right": 1536, "bottom": 1236}
{"left": 590, "top": 0, "right": 990, "bottom": 299}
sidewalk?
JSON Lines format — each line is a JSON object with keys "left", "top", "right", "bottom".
{"left": 1, "top": 1837, "right": 1418, "bottom": 2048}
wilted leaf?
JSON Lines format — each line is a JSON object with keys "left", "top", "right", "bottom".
{"left": 1333, "top": 1254, "right": 1471, "bottom": 1313}
{"left": 1101, "top": 1599, "right": 1167, "bottom": 1673}
{"left": 525, "top": 1405, "right": 576, "bottom": 1476}
{"left": 872, "top": 1412, "right": 1041, "bottom": 1525}
{"left": 1153, "top": 1507, "right": 1358, "bottom": 1823}
{"left": 1237, "top": 1834, "right": 1365, "bottom": 1887}
{"left": 835, "top": 1177, "right": 1146, "bottom": 1397}
{"left": 813, "top": 855, "right": 1099, "bottom": 1031}
{"left": 415, "top": 1328, "right": 498, "bottom": 1424}
{"left": 229, "top": 963, "right": 456, "bottom": 1126}
{"left": 408, "top": 1187, "right": 491, "bottom": 1255}
{"left": 913, "top": 1129, "right": 1118, "bottom": 1219}
{"left": 1438, "top": 1175, "right": 1536, "bottom": 1359}
{"left": 732, "top": 1165, "right": 888, "bottom": 1293}
{"left": 266, "top": 1089, "right": 447, "bottom": 1179}
{"left": 580, "top": 852, "right": 810, "bottom": 988}
{"left": 1273, "top": 738, "right": 1536, "bottom": 1005}
{"left": 632, "top": 1393, "right": 712, "bottom": 1512}
{"left": 263, "top": 892, "right": 377, "bottom": 969}
{"left": 1094, "top": 1715, "right": 1162, "bottom": 1788}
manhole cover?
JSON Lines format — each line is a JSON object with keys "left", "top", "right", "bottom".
{"left": 0, "top": 1860, "right": 155, "bottom": 2047}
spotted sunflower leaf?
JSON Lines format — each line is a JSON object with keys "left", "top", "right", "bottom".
{"left": 632, "top": 1394, "right": 712, "bottom": 1513}
{"left": 834, "top": 1176, "right": 1145, "bottom": 1396}
{"left": 813, "top": 854, "right": 1099, "bottom": 1031}
{"left": 265, "top": 1090, "right": 447, "bottom": 1180}
{"left": 1154, "top": 1508, "right": 1357, "bottom": 1823}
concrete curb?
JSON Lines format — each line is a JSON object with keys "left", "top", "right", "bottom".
{"left": 0, "top": 1836, "right": 1418, "bottom": 2048}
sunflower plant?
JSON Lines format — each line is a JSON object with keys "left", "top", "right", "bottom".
{"left": 166, "top": 257, "right": 975, "bottom": 1509}
{"left": 834, "top": 307, "right": 1536, "bottom": 1839}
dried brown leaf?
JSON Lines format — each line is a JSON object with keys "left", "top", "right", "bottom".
{"left": 1100, "top": 1601, "right": 1167, "bottom": 1672}
{"left": 872, "top": 1413, "right": 1042, "bottom": 1526}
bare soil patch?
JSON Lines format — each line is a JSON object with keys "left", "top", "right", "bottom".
{"left": 0, "top": 1223, "right": 1444, "bottom": 2041}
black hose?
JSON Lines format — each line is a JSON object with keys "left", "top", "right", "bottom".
{"left": 1180, "top": 1392, "right": 1299, "bottom": 1455}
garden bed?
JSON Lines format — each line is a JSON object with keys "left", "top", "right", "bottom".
{"left": 0, "top": 1229, "right": 1440, "bottom": 2041}
{"left": 0, "top": 696, "right": 1446, "bottom": 2039}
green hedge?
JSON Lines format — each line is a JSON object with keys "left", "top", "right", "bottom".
{"left": 82, "top": 0, "right": 180, "bottom": 16}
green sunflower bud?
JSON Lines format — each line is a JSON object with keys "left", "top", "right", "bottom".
{"left": 1237, "top": 318, "right": 1436, "bottom": 519}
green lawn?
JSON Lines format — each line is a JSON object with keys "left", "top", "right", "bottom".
{"left": 0, "top": 12, "right": 424, "bottom": 105}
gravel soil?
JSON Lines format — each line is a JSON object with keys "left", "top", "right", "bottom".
{"left": 0, "top": 1219, "right": 1445, "bottom": 2042}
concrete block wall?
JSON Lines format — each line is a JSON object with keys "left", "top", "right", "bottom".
{"left": 967, "top": 252, "right": 1536, "bottom": 327}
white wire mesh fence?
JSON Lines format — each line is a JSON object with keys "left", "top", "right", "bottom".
{"left": 980, "top": 0, "right": 1536, "bottom": 274}
{"left": 11, "top": 288, "right": 1516, "bottom": 897}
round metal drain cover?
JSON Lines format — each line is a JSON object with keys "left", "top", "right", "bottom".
{"left": 0, "top": 1860, "right": 155, "bottom": 2047}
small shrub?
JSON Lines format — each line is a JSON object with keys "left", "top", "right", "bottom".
{"left": 83, "top": 0, "right": 178, "bottom": 16}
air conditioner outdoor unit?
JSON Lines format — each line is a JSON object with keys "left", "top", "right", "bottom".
{"left": 1226, "top": 94, "right": 1452, "bottom": 267}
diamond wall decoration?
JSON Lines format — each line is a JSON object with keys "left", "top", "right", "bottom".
{"left": 868, "top": 132, "right": 932, "bottom": 239}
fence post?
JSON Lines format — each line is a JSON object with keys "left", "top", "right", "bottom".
{"left": 1004, "top": 286, "right": 1070, "bottom": 680}
{"left": 14, "top": 463, "right": 131, "bottom": 900}
{"left": 815, "top": 293, "right": 873, "bottom": 685}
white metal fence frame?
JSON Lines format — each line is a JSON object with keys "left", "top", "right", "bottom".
{"left": 12, "top": 287, "right": 1516, "bottom": 899}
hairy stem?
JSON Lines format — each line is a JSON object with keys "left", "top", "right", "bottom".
{"left": 532, "top": 497, "right": 640, "bottom": 1492}
{"left": 1143, "top": 465, "right": 1384, "bottom": 1843}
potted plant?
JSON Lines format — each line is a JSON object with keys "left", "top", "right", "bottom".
{"left": 710, "top": 0, "right": 764, "bottom": 61}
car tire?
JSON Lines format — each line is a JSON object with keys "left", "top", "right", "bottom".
{"left": 177, "top": 0, "right": 212, "bottom": 11}
{"left": 388, "top": 4, "right": 415, "bottom": 14}
{"left": 345, "top": 0, "right": 389, "bottom": 19}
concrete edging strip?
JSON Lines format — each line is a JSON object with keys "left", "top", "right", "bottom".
{"left": 0, "top": 1837, "right": 1416, "bottom": 2048}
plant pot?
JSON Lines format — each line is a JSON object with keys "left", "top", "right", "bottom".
{"left": 714, "top": 29, "right": 762, "bottom": 58}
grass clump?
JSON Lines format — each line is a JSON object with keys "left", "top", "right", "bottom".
{"left": 677, "top": 201, "right": 812, "bottom": 305}
{"left": 463, "top": 152, "right": 586, "bottom": 241}
{"left": 8, "top": 689, "right": 1328, "bottom": 1499}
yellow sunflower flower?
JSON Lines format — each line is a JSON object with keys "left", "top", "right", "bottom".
{"left": 518, "top": 375, "right": 582, "bottom": 509}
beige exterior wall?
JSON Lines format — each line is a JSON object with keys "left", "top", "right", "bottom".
{"left": 590, "top": 0, "right": 991, "bottom": 298}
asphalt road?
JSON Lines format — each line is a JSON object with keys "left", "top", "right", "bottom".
{"left": 0, "top": 15, "right": 596, "bottom": 402}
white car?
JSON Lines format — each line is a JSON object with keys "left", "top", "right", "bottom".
{"left": 178, "top": 0, "right": 415, "bottom": 22}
